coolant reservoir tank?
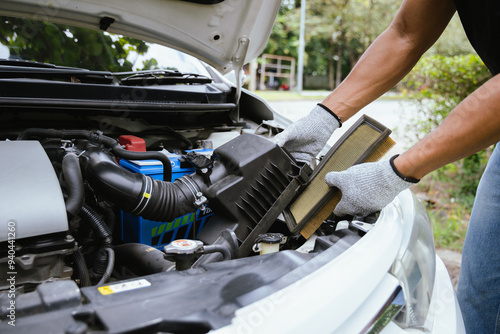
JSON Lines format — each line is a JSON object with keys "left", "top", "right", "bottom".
{"left": 252, "top": 233, "right": 284, "bottom": 255}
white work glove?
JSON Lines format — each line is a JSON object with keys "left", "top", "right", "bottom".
{"left": 274, "top": 103, "right": 342, "bottom": 163}
{"left": 325, "top": 155, "right": 419, "bottom": 217}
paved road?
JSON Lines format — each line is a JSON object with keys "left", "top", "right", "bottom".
{"left": 268, "top": 98, "right": 418, "bottom": 156}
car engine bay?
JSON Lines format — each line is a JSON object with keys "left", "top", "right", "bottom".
{"left": 0, "top": 2, "right": 463, "bottom": 331}
{"left": 0, "top": 60, "right": 383, "bottom": 331}
{"left": 0, "top": 114, "right": 377, "bottom": 327}
{"left": 2, "top": 127, "right": 314, "bottom": 285}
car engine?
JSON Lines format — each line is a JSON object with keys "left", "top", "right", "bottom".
{"left": 0, "top": 114, "right": 394, "bottom": 333}
{"left": 0, "top": 129, "right": 313, "bottom": 292}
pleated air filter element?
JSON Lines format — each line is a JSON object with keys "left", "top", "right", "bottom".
{"left": 284, "top": 115, "right": 395, "bottom": 239}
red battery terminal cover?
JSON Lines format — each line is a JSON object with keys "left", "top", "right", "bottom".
{"left": 119, "top": 135, "right": 146, "bottom": 152}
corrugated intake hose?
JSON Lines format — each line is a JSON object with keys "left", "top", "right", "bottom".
{"left": 17, "top": 128, "right": 172, "bottom": 181}
{"left": 81, "top": 148, "right": 205, "bottom": 223}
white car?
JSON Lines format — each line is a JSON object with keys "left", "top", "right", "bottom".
{"left": 0, "top": 1, "right": 464, "bottom": 333}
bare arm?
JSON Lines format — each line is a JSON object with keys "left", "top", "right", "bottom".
{"left": 395, "top": 75, "right": 500, "bottom": 179}
{"left": 320, "top": 0, "right": 500, "bottom": 180}
{"left": 321, "top": 76, "right": 500, "bottom": 217}
{"left": 321, "top": 0, "right": 456, "bottom": 121}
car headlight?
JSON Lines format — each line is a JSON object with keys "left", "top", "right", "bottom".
{"left": 390, "top": 190, "right": 436, "bottom": 330}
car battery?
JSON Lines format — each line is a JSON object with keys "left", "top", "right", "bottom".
{"left": 119, "top": 147, "right": 214, "bottom": 249}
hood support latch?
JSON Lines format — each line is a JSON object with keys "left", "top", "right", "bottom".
{"left": 230, "top": 36, "right": 250, "bottom": 122}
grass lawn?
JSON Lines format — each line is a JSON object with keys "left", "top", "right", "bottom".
{"left": 412, "top": 172, "right": 471, "bottom": 252}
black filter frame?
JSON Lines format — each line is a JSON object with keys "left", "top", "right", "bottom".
{"left": 283, "top": 115, "right": 394, "bottom": 236}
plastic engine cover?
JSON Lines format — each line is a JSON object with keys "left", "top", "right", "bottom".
{"left": 0, "top": 141, "right": 68, "bottom": 241}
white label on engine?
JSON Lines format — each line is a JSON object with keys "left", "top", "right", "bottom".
{"left": 98, "top": 279, "right": 151, "bottom": 295}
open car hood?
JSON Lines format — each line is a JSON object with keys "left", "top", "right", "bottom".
{"left": 0, "top": 0, "right": 281, "bottom": 74}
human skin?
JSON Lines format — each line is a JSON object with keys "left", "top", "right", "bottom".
{"left": 320, "top": 0, "right": 500, "bottom": 179}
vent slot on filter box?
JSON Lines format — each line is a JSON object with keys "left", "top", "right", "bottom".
{"left": 283, "top": 115, "right": 395, "bottom": 239}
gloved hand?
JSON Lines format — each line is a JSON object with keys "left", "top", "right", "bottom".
{"left": 274, "top": 104, "right": 342, "bottom": 163}
{"left": 325, "top": 155, "right": 419, "bottom": 217}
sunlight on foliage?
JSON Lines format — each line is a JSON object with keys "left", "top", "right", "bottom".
{"left": 0, "top": 17, "right": 149, "bottom": 71}
{"left": 403, "top": 54, "right": 492, "bottom": 250}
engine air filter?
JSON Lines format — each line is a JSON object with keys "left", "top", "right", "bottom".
{"left": 283, "top": 115, "right": 395, "bottom": 239}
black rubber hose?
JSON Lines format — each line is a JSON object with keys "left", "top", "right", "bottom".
{"left": 80, "top": 203, "right": 112, "bottom": 244}
{"left": 193, "top": 230, "right": 239, "bottom": 268}
{"left": 97, "top": 247, "right": 114, "bottom": 286}
{"left": 92, "top": 247, "right": 109, "bottom": 276}
{"left": 17, "top": 128, "right": 103, "bottom": 142}
{"left": 203, "top": 244, "right": 231, "bottom": 261}
{"left": 73, "top": 249, "right": 91, "bottom": 287}
{"left": 62, "top": 152, "right": 85, "bottom": 216}
{"left": 17, "top": 128, "right": 78, "bottom": 140}
{"left": 17, "top": 128, "right": 172, "bottom": 181}
{"left": 111, "top": 145, "right": 172, "bottom": 182}
{"left": 114, "top": 243, "right": 174, "bottom": 275}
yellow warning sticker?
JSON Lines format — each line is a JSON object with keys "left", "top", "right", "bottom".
{"left": 143, "top": 192, "right": 151, "bottom": 198}
{"left": 98, "top": 286, "right": 115, "bottom": 295}
{"left": 98, "top": 279, "right": 151, "bottom": 295}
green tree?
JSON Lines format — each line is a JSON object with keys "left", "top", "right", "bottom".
{"left": 308, "top": 0, "right": 402, "bottom": 87}
{"left": 265, "top": 1, "right": 476, "bottom": 89}
{"left": 265, "top": 0, "right": 401, "bottom": 89}
{"left": 0, "top": 17, "right": 149, "bottom": 72}
{"left": 263, "top": 5, "right": 301, "bottom": 59}
{"left": 403, "top": 55, "right": 490, "bottom": 140}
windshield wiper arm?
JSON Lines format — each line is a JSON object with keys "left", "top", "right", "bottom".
{"left": 0, "top": 63, "right": 116, "bottom": 84}
{"left": 118, "top": 70, "right": 212, "bottom": 86}
{"left": 0, "top": 61, "right": 212, "bottom": 86}
{"left": 0, "top": 58, "right": 100, "bottom": 70}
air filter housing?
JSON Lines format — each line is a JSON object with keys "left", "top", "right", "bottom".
{"left": 196, "top": 133, "right": 312, "bottom": 257}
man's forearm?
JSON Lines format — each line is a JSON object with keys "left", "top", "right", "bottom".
{"left": 321, "top": 0, "right": 456, "bottom": 122}
{"left": 395, "top": 73, "right": 500, "bottom": 179}
{"left": 321, "top": 28, "right": 423, "bottom": 120}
